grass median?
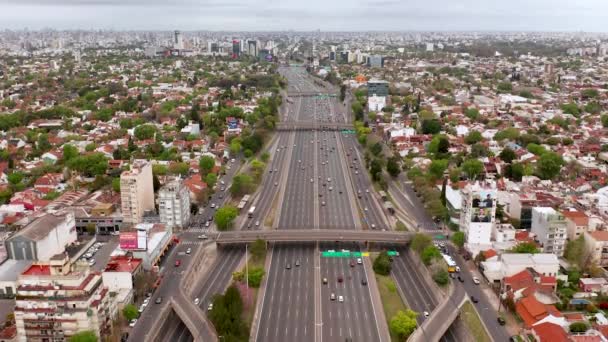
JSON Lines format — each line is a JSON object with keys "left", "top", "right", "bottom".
{"left": 460, "top": 301, "right": 491, "bottom": 342}
{"left": 375, "top": 273, "right": 408, "bottom": 342}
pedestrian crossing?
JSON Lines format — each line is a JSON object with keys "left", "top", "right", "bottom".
{"left": 180, "top": 240, "right": 209, "bottom": 246}
{"left": 187, "top": 228, "right": 210, "bottom": 233}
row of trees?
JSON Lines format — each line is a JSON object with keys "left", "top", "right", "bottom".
{"left": 208, "top": 285, "right": 249, "bottom": 341}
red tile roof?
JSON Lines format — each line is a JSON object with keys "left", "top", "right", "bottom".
{"left": 515, "top": 295, "right": 561, "bottom": 328}
{"left": 589, "top": 231, "right": 608, "bottom": 242}
{"left": 483, "top": 249, "right": 497, "bottom": 259}
{"left": 531, "top": 322, "right": 569, "bottom": 342}
{"left": 104, "top": 256, "right": 142, "bottom": 273}
{"left": 22, "top": 265, "right": 51, "bottom": 276}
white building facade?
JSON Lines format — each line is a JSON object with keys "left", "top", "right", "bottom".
{"left": 531, "top": 207, "right": 567, "bottom": 257}
{"left": 120, "top": 160, "right": 154, "bottom": 224}
{"left": 158, "top": 179, "right": 191, "bottom": 228}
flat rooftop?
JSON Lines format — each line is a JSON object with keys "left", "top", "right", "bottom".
{"left": 0, "top": 260, "right": 32, "bottom": 281}
{"left": 11, "top": 213, "right": 68, "bottom": 241}
{"left": 22, "top": 264, "right": 51, "bottom": 276}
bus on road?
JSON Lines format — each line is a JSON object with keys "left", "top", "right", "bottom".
{"left": 442, "top": 254, "right": 457, "bottom": 273}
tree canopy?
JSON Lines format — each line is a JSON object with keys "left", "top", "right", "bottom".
{"left": 68, "top": 331, "right": 97, "bottom": 342}
{"left": 461, "top": 159, "right": 484, "bottom": 180}
{"left": 451, "top": 231, "right": 465, "bottom": 249}
{"left": 373, "top": 251, "right": 392, "bottom": 275}
{"left": 389, "top": 309, "right": 418, "bottom": 339}
{"left": 214, "top": 205, "right": 239, "bottom": 231}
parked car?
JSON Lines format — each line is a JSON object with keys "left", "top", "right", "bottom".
{"left": 155, "top": 297, "right": 162, "bottom": 304}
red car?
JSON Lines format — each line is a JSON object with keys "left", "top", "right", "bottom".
{"left": 338, "top": 275, "right": 343, "bottom": 283}
{"left": 350, "top": 260, "right": 355, "bottom": 267}
{"left": 174, "top": 260, "right": 181, "bottom": 267}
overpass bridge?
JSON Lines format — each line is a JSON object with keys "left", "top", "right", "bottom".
{"left": 276, "top": 122, "right": 355, "bottom": 132}
{"left": 214, "top": 229, "right": 421, "bottom": 245}
{"left": 409, "top": 283, "right": 468, "bottom": 342}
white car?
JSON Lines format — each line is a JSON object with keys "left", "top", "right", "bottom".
{"left": 338, "top": 295, "right": 344, "bottom": 303}
{"left": 143, "top": 298, "right": 150, "bottom": 306}
{"left": 208, "top": 303, "right": 213, "bottom": 311}
{"left": 357, "top": 258, "right": 362, "bottom": 264}
{"left": 194, "top": 298, "right": 200, "bottom": 305}
{"left": 424, "top": 311, "right": 429, "bottom": 317}
{"left": 186, "top": 248, "right": 192, "bottom": 254}
{"left": 197, "top": 234, "right": 208, "bottom": 240}
{"left": 88, "top": 259, "right": 96, "bottom": 266}
{"left": 129, "top": 319, "right": 137, "bottom": 327}
{"left": 473, "top": 277, "right": 480, "bottom": 285}
{"left": 210, "top": 203, "right": 216, "bottom": 209}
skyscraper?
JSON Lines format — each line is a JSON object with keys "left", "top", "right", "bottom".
{"left": 247, "top": 40, "right": 258, "bottom": 57}
{"left": 174, "top": 30, "right": 183, "bottom": 50}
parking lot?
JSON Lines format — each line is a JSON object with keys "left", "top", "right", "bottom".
{"left": 77, "top": 236, "right": 119, "bottom": 272}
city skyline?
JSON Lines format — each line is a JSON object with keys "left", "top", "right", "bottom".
{"left": 0, "top": 0, "right": 607, "bottom": 32}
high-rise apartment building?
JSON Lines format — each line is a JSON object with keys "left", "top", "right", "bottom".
{"left": 158, "top": 179, "right": 191, "bottom": 229}
{"left": 14, "top": 259, "right": 114, "bottom": 341}
{"left": 174, "top": 30, "right": 183, "bottom": 50}
{"left": 459, "top": 182, "right": 497, "bottom": 247}
{"left": 120, "top": 160, "right": 154, "bottom": 224}
{"left": 247, "top": 40, "right": 258, "bottom": 57}
{"left": 531, "top": 207, "right": 567, "bottom": 256}
{"left": 367, "top": 55, "right": 384, "bottom": 68}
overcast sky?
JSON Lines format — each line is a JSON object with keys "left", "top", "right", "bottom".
{"left": 0, "top": 0, "right": 606, "bottom": 32}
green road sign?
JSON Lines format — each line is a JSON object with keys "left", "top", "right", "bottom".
{"left": 434, "top": 234, "right": 446, "bottom": 240}
{"left": 387, "top": 251, "right": 400, "bottom": 256}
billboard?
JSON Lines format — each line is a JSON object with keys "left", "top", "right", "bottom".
{"left": 227, "top": 118, "right": 238, "bottom": 129}
{"left": 120, "top": 231, "right": 147, "bottom": 250}
{"left": 120, "top": 232, "right": 138, "bottom": 250}
{"left": 470, "top": 190, "right": 496, "bottom": 223}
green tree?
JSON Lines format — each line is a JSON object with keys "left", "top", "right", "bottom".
{"left": 85, "top": 143, "right": 97, "bottom": 152}
{"left": 581, "top": 88, "right": 599, "bottom": 99}
{"left": 370, "top": 142, "right": 383, "bottom": 156}
{"left": 250, "top": 239, "right": 267, "bottom": 261}
{"left": 411, "top": 233, "right": 432, "bottom": 254}
{"left": 386, "top": 157, "right": 401, "bottom": 178}
{"left": 230, "top": 173, "right": 254, "bottom": 196}
{"left": 421, "top": 245, "right": 441, "bottom": 265}
{"left": 68, "top": 330, "right": 97, "bottom": 342}
{"left": 536, "top": 151, "right": 564, "bottom": 180}
{"left": 497, "top": 82, "right": 513, "bottom": 93}
{"left": 433, "top": 269, "right": 449, "bottom": 286}
{"left": 214, "top": 205, "right": 239, "bottom": 231}
{"left": 67, "top": 153, "right": 108, "bottom": 177}
{"left": 230, "top": 140, "right": 242, "bottom": 155}
{"left": 428, "top": 159, "right": 448, "bottom": 180}
{"left": 464, "top": 131, "right": 483, "bottom": 145}
{"left": 428, "top": 135, "right": 450, "bottom": 156}
{"left": 246, "top": 267, "right": 265, "bottom": 288}
{"left": 112, "top": 178, "right": 120, "bottom": 193}
{"left": 370, "top": 159, "right": 383, "bottom": 181}
{"left": 494, "top": 127, "right": 520, "bottom": 141}
{"left": 250, "top": 159, "right": 266, "bottom": 182}
{"left": 122, "top": 304, "right": 138, "bottom": 321}
{"left": 499, "top": 147, "right": 517, "bottom": 163}
{"left": 134, "top": 124, "right": 157, "bottom": 140}
{"left": 168, "top": 162, "right": 189, "bottom": 176}
{"left": 373, "top": 251, "right": 392, "bottom": 275}
{"left": 421, "top": 119, "right": 441, "bottom": 134}
{"left": 260, "top": 151, "right": 270, "bottom": 163}
{"left": 7, "top": 172, "right": 23, "bottom": 186}
{"left": 601, "top": 115, "right": 608, "bottom": 128}
{"left": 199, "top": 155, "right": 215, "bottom": 176}
{"left": 527, "top": 143, "right": 546, "bottom": 156}
{"left": 471, "top": 143, "right": 488, "bottom": 158}
{"left": 37, "top": 133, "right": 51, "bottom": 152}
{"left": 451, "top": 231, "right": 465, "bottom": 249}
{"left": 509, "top": 242, "right": 539, "bottom": 254}
{"left": 389, "top": 309, "right": 418, "bottom": 339}
{"left": 461, "top": 159, "right": 484, "bottom": 180}
{"left": 564, "top": 235, "right": 585, "bottom": 268}
{"left": 570, "top": 322, "right": 589, "bottom": 333}
{"left": 205, "top": 173, "right": 218, "bottom": 188}
{"left": 464, "top": 108, "right": 480, "bottom": 120}
{"left": 63, "top": 144, "right": 79, "bottom": 162}
{"left": 561, "top": 103, "right": 580, "bottom": 116}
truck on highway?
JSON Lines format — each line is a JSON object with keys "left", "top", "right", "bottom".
{"left": 248, "top": 206, "right": 256, "bottom": 218}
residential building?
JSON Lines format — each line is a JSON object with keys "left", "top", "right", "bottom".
{"left": 530, "top": 322, "right": 569, "bottom": 342}
{"left": 101, "top": 256, "right": 142, "bottom": 309}
{"left": 368, "top": 94, "right": 386, "bottom": 112}
{"left": 367, "top": 79, "right": 389, "bottom": 97}
{"left": 561, "top": 209, "right": 589, "bottom": 240}
{"left": 531, "top": 207, "right": 567, "bottom": 257}
{"left": 5, "top": 212, "right": 77, "bottom": 261}
{"left": 120, "top": 160, "right": 154, "bottom": 224}
{"left": 14, "top": 257, "right": 114, "bottom": 341}
{"left": 584, "top": 231, "right": 608, "bottom": 267}
{"left": 459, "top": 181, "right": 497, "bottom": 250}
{"left": 482, "top": 253, "right": 560, "bottom": 283}
{"left": 579, "top": 278, "right": 608, "bottom": 293}
{"left": 158, "top": 179, "right": 191, "bottom": 229}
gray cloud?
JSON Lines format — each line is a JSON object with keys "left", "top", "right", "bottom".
{"left": 0, "top": 0, "right": 606, "bottom": 31}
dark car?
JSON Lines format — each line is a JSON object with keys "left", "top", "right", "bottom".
{"left": 458, "top": 276, "right": 464, "bottom": 283}
{"left": 338, "top": 275, "right": 343, "bottom": 283}
{"left": 361, "top": 279, "right": 368, "bottom": 286}
{"left": 497, "top": 317, "right": 506, "bottom": 325}
{"left": 121, "top": 333, "right": 129, "bottom": 342}
{"left": 471, "top": 296, "right": 478, "bottom": 303}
